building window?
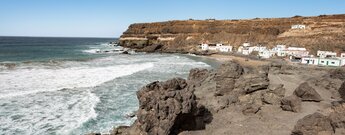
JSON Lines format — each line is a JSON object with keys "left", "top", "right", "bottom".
{"left": 331, "top": 62, "right": 335, "bottom": 64}
{"left": 321, "top": 61, "right": 324, "bottom": 63}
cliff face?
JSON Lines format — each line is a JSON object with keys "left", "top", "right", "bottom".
{"left": 119, "top": 14, "right": 345, "bottom": 54}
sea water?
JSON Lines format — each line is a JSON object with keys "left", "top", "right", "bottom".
{"left": 0, "top": 37, "right": 213, "bottom": 134}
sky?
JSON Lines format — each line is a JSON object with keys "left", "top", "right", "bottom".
{"left": 0, "top": 0, "right": 345, "bottom": 38}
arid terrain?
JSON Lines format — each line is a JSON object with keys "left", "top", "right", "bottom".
{"left": 89, "top": 59, "right": 345, "bottom": 135}
{"left": 86, "top": 14, "right": 345, "bottom": 135}
{"left": 119, "top": 14, "right": 345, "bottom": 55}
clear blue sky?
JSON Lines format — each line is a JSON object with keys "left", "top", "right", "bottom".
{"left": 0, "top": 0, "right": 344, "bottom": 38}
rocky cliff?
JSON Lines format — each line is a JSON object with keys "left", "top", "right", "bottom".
{"left": 119, "top": 14, "right": 345, "bottom": 54}
{"left": 87, "top": 61, "right": 345, "bottom": 135}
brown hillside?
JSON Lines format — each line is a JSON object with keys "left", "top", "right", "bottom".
{"left": 119, "top": 14, "right": 345, "bottom": 54}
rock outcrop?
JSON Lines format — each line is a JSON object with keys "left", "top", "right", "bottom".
{"left": 293, "top": 82, "right": 323, "bottom": 102}
{"left": 129, "top": 78, "right": 212, "bottom": 135}
{"left": 281, "top": 95, "right": 302, "bottom": 112}
{"left": 292, "top": 113, "right": 333, "bottom": 135}
{"left": 215, "top": 62, "right": 243, "bottom": 96}
{"left": 137, "top": 44, "right": 162, "bottom": 52}
{"left": 329, "top": 103, "right": 345, "bottom": 134}
{"left": 119, "top": 14, "right": 345, "bottom": 54}
{"left": 188, "top": 68, "right": 209, "bottom": 84}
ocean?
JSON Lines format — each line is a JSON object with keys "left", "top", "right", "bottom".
{"left": 0, "top": 37, "right": 215, "bottom": 134}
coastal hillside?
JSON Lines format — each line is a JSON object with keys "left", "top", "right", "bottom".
{"left": 119, "top": 14, "right": 345, "bottom": 54}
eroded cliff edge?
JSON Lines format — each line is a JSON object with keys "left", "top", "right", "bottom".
{"left": 119, "top": 14, "right": 345, "bottom": 54}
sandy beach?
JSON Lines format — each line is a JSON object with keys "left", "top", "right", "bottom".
{"left": 205, "top": 54, "right": 270, "bottom": 67}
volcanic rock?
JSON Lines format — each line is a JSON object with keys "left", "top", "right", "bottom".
{"left": 339, "top": 81, "right": 345, "bottom": 101}
{"left": 188, "top": 68, "right": 209, "bottom": 83}
{"left": 292, "top": 113, "right": 333, "bottom": 135}
{"left": 263, "top": 92, "right": 282, "bottom": 105}
{"left": 293, "top": 82, "right": 323, "bottom": 102}
{"left": 238, "top": 73, "right": 270, "bottom": 94}
{"left": 132, "top": 78, "right": 211, "bottom": 135}
{"left": 137, "top": 44, "right": 162, "bottom": 52}
{"left": 329, "top": 103, "right": 345, "bottom": 130}
{"left": 215, "top": 62, "right": 243, "bottom": 96}
{"left": 330, "top": 68, "right": 345, "bottom": 80}
{"left": 281, "top": 95, "right": 302, "bottom": 112}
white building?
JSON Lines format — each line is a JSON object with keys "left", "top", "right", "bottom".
{"left": 271, "top": 45, "right": 287, "bottom": 57}
{"left": 237, "top": 43, "right": 268, "bottom": 56}
{"left": 285, "top": 47, "right": 309, "bottom": 57}
{"left": 243, "top": 42, "right": 251, "bottom": 47}
{"left": 201, "top": 44, "right": 209, "bottom": 50}
{"left": 291, "top": 25, "right": 306, "bottom": 29}
{"left": 218, "top": 46, "right": 233, "bottom": 52}
{"left": 317, "top": 51, "right": 337, "bottom": 58}
{"left": 302, "top": 56, "right": 345, "bottom": 67}
{"left": 199, "top": 43, "right": 232, "bottom": 52}
{"left": 259, "top": 50, "right": 276, "bottom": 59}
{"left": 301, "top": 57, "right": 319, "bottom": 65}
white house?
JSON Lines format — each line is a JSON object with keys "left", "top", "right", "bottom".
{"left": 243, "top": 42, "right": 251, "bottom": 47}
{"left": 318, "top": 58, "right": 343, "bottom": 67}
{"left": 238, "top": 43, "right": 267, "bottom": 56}
{"left": 285, "top": 47, "right": 309, "bottom": 57}
{"left": 302, "top": 57, "right": 345, "bottom": 67}
{"left": 199, "top": 43, "right": 232, "bottom": 52}
{"left": 200, "top": 44, "right": 209, "bottom": 51}
{"left": 301, "top": 57, "right": 319, "bottom": 65}
{"left": 272, "top": 45, "right": 287, "bottom": 57}
{"left": 317, "top": 51, "right": 337, "bottom": 58}
{"left": 259, "top": 50, "right": 276, "bottom": 59}
{"left": 291, "top": 25, "right": 306, "bottom": 29}
{"left": 218, "top": 46, "right": 233, "bottom": 52}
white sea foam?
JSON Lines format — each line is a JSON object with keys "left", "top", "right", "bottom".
{"left": 82, "top": 49, "right": 100, "bottom": 54}
{"left": 0, "top": 62, "right": 154, "bottom": 99}
{"left": 0, "top": 88, "right": 101, "bottom": 135}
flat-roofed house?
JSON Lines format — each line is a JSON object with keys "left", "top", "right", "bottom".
{"left": 286, "top": 47, "right": 309, "bottom": 57}
{"left": 272, "top": 45, "right": 287, "bottom": 57}
{"left": 302, "top": 57, "right": 345, "bottom": 67}
{"left": 301, "top": 57, "right": 319, "bottom": 65}
{"left": 291, "top": 25, "right": 306, "bottom": 29}
{"left": 199, "top": 43, "right": 232, "bottom": 52}
{"left": 317, "top": 51, "right": 337, "bottom": 58}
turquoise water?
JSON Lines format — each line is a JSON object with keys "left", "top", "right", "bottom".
{"left": 0, "top": 37, "right": 211, "bottom": 134}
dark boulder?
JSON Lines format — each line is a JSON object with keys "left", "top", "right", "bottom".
{"left": 292, "top": 113, "right": 333, "bottom": 135}
{"left": 137, "top": 44, "right": 162, "bottom": 52}
{"left": 216, "top": 62, "right": 243, "bottom": 78}
{"left": 122, "top": 51, "right": 129, "bottom": 54}
{"left": 242, "top": 74, "right": 270, "bottom": 93}
{"left": 281, "top": 95, "right": 302, "bottom": 112}
{"left": 188, "top": 68, "right": 209, "bottom": 83}
{"left": 133, "top": 78, "right": 212, "bottom": 135}
{"left": 329, "top": 103, "right": 345, "bottom": 130}
{"left": 215, "top": 62, "right": 243, "bottom": 95}
{"left": 293, "top": 82, "right": 323, "bottom": 102}
{"left": 330, "top": 68, "right": 345, "bottom": 80}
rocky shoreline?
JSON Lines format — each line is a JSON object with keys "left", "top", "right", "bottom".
{"left": 89, "top": 57, "right": 345, "bottom": 135}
